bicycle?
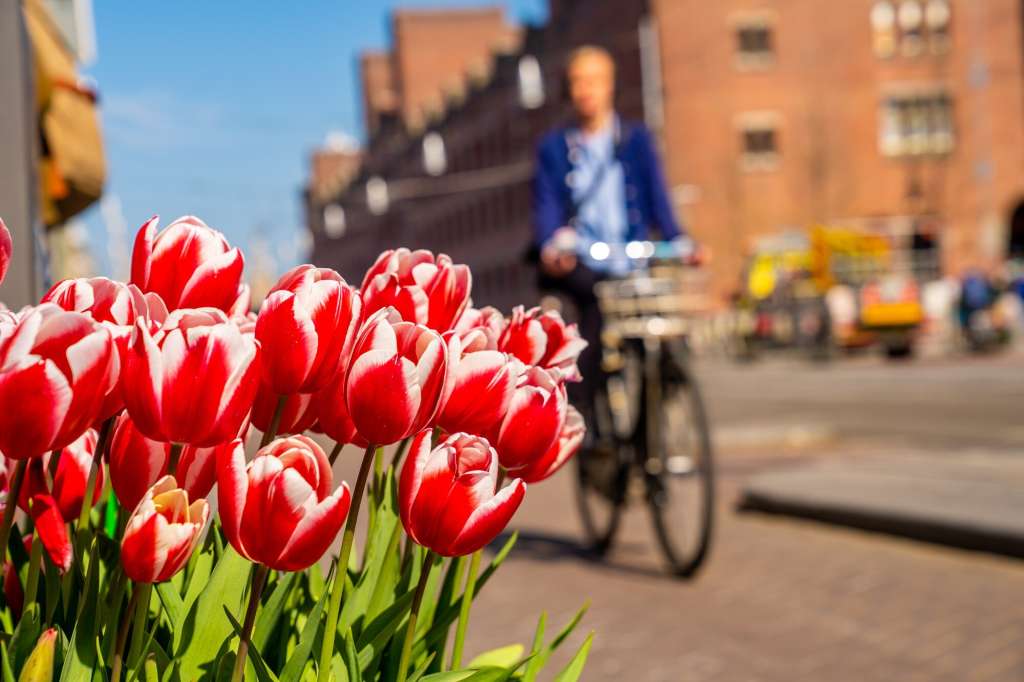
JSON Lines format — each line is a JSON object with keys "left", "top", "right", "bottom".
{"left": 572, "top": 240, "right": 715, "bottom": 578}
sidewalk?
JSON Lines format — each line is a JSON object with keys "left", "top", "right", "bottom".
{"left": 739, "top": 449, "right": 1024, "bottom": 558}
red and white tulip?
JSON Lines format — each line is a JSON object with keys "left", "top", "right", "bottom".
{"left": 361, "top": 249, "right": 471, "bottom": 332}
{"left": 19, "top": 429, "right": 102, "bottom": 521}
{"left": 492, "top": 366, "right": 567, "bottom": 472}
{"left": 515, "top": 405, "right": 585, "bottom": 483}
{"left": 399, "top": 430, "right": 525, "bottom": 557}
{"left": 120, "top": 476, "right": 209, "bottom": 583}
{"left": 217, "top": 436, "right": 351, "bottom": 571}
{"left": 499, "top": 306, "right": 587, "bottom": 381}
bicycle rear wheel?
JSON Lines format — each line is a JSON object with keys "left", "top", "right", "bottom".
{"left": 646, "top": 361, "right": 715, "bottom": 577}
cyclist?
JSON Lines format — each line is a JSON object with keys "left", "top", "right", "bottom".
{"left": 531, "top": 44, "right": 692, "bottom": 429}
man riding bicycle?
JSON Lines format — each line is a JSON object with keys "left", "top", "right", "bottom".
{"left": 531, "top": 45, "right": 693, "bottom": 430}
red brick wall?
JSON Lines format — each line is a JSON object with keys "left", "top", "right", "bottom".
{"left": 652, "top": 0, "right": 1024, "bottom": 297}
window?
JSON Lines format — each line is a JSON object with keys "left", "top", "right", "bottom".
{"left": 736, "top": 112, "right": 781, "bottom": 171}
{"left": 322, "top": 204, "right": 346, "bottom": 238}
{"left": 517, "top": 55, "right": 544, "bottom": 109}
{"left": 871, "top": 2, "right": 897, "bottom": 58}
{"left": 879, "top": 91, "right": 954, "bottom": 157}
{"left": 422, "top": 132, "right": 447, "bottom": 176}
{"left": 874, "top": 1, "right": 950, "bottom": 59}
{"left": 735, "top": 20, "right": 774, "bottom": 69}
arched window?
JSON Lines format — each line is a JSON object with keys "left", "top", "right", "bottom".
{"left": 422, "top": 132, "right": 447, "bottom": 176}
{"left": 925, "top": 0, "right": 951, "bottom": 54}
{"left": 322, "top": 204, "right": 346, "bottom": 238}
{"left": 897, "top": 1, "right": 924, "bottom": 56}
{"left": 870, "top": 2, "right": 897, "bottom": 58}
{"left": 366, "top": 177, "right": 389, "bottom": 216}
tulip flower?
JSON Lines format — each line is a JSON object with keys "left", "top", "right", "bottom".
{"left": 108, "top": 414, "right": 216, "bottom": 511}
{"left": 251, "top": 383, "right": 317, "bottom": 437}
{"left": 217, "top": 436, "right": 351, "bottom": 571}
{"left": 437, "top": 351, "right": 520, "bottom": 436}
{"left": 19, "top": 628, "right": 57, "bottom": 682}
{"left": 399, "top": 430, "right": 525, "bottom": 556}
{"left": 346, "top": 308, "right": 450, "bottom": 446}
{"left": 256, "top": 265, "right": 360, "bottom": 395}
{"left": 130, "top": 215, "right": 249, "bottom": 315}
{"left": 122, "top": 308, "right": 261, "bottom": 448}
{"left": 454, "top": 306, "right": 506, "bottom": 353}
{"left": 313, "top": 370, "right": 366, "bottom": 448}
{"left": 0, "top": 304, "right": 117, "bottom": 459}
{"left": 27, "top": 495, "right": 72, "bottom": 573}
{"left": 499, "top": 306, "right": 587, "bottom": 381}
{"left": 515, "top": 405, "right": 585, "bottom": 483}
{"left": 19, "top": 429, "right": 103, "bottom": 520}
{"left": 361, "top": 249, "right": 471, "bottom": 332}
{"left": 121, "top": 476, "right": 209, "bottom": 583}
{"left": 0, "top": 218, "right": 11, "bottom": 286}
{"left": 491, "top": 366, "right": 567, "bottom": 472}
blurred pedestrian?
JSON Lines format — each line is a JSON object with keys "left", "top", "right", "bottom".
{"left": 530, "top": 45, "right": 689, "bottom": 427}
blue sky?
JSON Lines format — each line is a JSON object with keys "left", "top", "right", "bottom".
{"left": 82, "top": 0, "right": 547, "bottom": 280}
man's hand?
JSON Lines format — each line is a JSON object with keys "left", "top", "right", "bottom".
{"left": 540, "top": 227, "right": 578, "bottom": 277}
{"left": 541, "top": 245, "right": 577, "bottom": 277}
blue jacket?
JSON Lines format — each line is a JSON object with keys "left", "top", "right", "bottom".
{"left": 531, "top": 121, "right": 683, "bottom": 249}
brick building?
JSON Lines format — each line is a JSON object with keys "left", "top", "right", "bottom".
{"left": 308, "top": 0, "right": 1024, "bottom": 305}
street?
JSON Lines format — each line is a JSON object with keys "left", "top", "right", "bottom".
{"left": 464, "top": 352, "right": 1024, "bottom": 681}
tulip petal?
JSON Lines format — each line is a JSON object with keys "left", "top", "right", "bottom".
{"left": 0, "top": 218, "right": 11, "bottom": 286}
{"left": 0, "top": 358, "right": 71, "bottom": 459}
{"left": 398, "top": 429, "right": 434, "bottom": 541}
{"left": 215, "top": 440, "right": 251, "bottom": 560}
{"left": 347, "top": 350, "right": 419, "bottom": 445}
{"left": 130, "top": 216, "right": 158, "bottom": 290}
{"left": 29, "top": 495, "right": 73, "bottom": 573}
{"left": 255, "top": 291, "right": 317, "bottom": 395}
{"left": 122, "top": 321, "right": 166, "bottom": 441}
{"left": 448, "top": 479, "right": 525, "bottom": 556}
{"left": 275, "top": 483, "right": 351, "bottom": 571}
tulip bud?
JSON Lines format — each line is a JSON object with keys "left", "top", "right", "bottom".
{"left": 453, "top": 306, "right": 506, "bottom": 353}
{"left": 515, "top": 405, "right": 585, "bottom": 483}
{"left": 131, "top": 215, "right": 248, "bottom": 314}
{"left": 28, "top": 495, "right": 72, "bottom": 573}
{"left": 499, "top": 306, "right": 587, "bottom": 382}
{"left": 18, "top": 628, "right": 57, "bottom": 682}
{"left": 0, "top": 305, "right": 117, "bottom": 459}
{"left": 345, "top": 308, "right": 450, "bottom": 445}
{"left": 20, "top": 429, "right": 103, "bottom": 520}
{"left": 491, "top": 366, "right": 567, "bottom": 472}
{"left": 122, "top": 308, "right": 261, "bottom": 448}
{"left": 217, "top": 437, "right": 350, "bottom": 571}
{"left": 121, "top": 476, "right": 209, "bottom": 583}
{"left": 400, "top": 430, "right": 524, "bottom": 556}
{"left": 255, "top": 265, "right": 360, "bottom": 395}
{"left": 108, "top": 414, "right": 216, "bottom": 511}
{"left": 361, "top": 249, "right": 471, "bottom": 332}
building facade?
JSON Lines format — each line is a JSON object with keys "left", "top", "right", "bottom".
{"left": 309, "top": 0, "right": 1024, "bottom": 307}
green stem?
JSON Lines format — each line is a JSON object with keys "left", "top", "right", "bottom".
{"left": 126, "top": 582, "right": 153, "bottom": 672}
{"left": 77, "top": 416, "right": 114, "bottom": 532}
{"left": 166, "top": 443, "right": 184, "bottom": 478}
{"left": 397, "top": 551, "right": 435, "bottom": 682}
{"left": 259, "top": 395, "right": 288, "bottom": 448}
{"left": 110, "top": 583, "right": 144, "bottom": 682}
{"left": 449, "top": 550, "right": 482, "bottom": 670}
{"left": 328, "top": 442, "right": 343, "bottom": 466}
{"left": 231, "top": 564, "right": 270, "bottom": 682}
{"left": 316, "top": 443, "right": 377, "bottom": 682}
{"left": 23, "top": 534, "right": 43, "bottom": 607}
{"left": 46, "top": 448, "right": 61, "bottom": 484}
{"left": 0, "top": 459, "right": 28, "bottom": 569}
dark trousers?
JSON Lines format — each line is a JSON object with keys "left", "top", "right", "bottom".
{"left": 538, "top": 264, "right": 604, "bottom": 424}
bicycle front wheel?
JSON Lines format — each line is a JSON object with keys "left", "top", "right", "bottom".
{"left": 646, "top": 362, "right": 715, "bottom": 577}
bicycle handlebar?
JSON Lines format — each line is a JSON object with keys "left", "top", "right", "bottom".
{"left": 548, "top": 230, "right": 698, "bottom": 265}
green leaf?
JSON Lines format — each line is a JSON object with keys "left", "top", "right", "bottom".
{"left": 174, "top": 548, "right": 250, "bottom": 681}
{"left": 181, "top": 546, "right": 214, "bottom": 614}
{"left": 354, "top": 587, "right": 416, "bottom": 672}
{"left": 339, "top": 629, "right": 361, "bottom": 682}
{"left": 551, "top": 632, "right": 593, "bottom": 682}
{"left": 254, "top": 571, "right": 296, "bottom": 653}
{"left": 223, "top": 607, "right": 280, "bottom": 682}
{"left": 405, "top": 652, "right": 434, "bottom": 682}
{"left": 58, "top": 539, "right": 101, "bottom": 682}
{"left": 466, "top": 645, "right": 523, "bottom": 670}
{"left": 279, "top": 585, "right": 327, "bottom": 682}
{"left": 2, "top": 641, "right": 16, "bottom": 682}
{"left": 8, "top": 604, "right": 40, "bottom": 677}
{"left": 419, "top": 669, "right": 508, "bottom": 682}
{"left": 548, "top": 603, "right": 589, "bottom": 654}
{"left": 521, "top": 612, "right": 546, "bottom": 682}
{"left": 155, "top": 583, "right": 186, "bottom": 635}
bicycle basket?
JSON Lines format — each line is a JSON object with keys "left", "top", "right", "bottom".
{"left": 595, "top": 265, "right": 710, "bottom": 339}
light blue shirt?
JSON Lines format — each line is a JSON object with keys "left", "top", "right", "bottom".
{"left": 568, "top": 122, "right": 629, "bottom": 274}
